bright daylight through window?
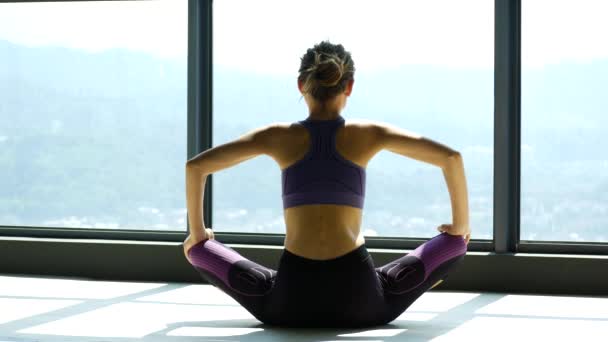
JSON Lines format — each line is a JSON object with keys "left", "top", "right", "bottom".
{"left": 212, "top": 0, "right": 494, "bottom": 239}
{"left": 521, "top": 0, "right": 608, "bottom": 242}
{"left": 0, "top": 1, "right": 188, "bottom": 231}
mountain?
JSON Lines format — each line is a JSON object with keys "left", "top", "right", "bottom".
{"left": 1, "top": 39, "right": 607, "bottom": 241}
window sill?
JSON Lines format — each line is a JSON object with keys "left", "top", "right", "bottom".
{"left": 1, "top": 236, "right": 607, "bottom": 296}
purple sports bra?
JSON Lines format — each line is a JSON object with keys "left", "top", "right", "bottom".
{"left": 281, "top": 115, "right": 366, "bottom": 209}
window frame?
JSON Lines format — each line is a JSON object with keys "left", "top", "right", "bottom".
{"left": 0, "top": 0, "right": 607, "bottom": 258}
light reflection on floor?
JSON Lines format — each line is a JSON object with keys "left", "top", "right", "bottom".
{"left": 0, "top": 298, "right": 81, "bottom": 325}
{"left": 1, "top": 274, "right": 607, "bottom": 342}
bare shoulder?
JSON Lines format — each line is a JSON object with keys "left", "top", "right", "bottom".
{"left": 348, "top": 118, "right": 422, "bottom": 139}
{"left": 247, "top": 122, "right": 291, "bottom": 137}
{"left": 251, "top": 122, "right": 304, "bottom": 147}
{"left": 345, "top": 118, "right": 391, "bottom": 130}
{"left": 343, "top": 118, "right": 380, "bottom": 132}
{"left": 266, "top": 118, "right": 381, "bottom": 132}
{"left": 345, "top": 117, "right": 379, "bottom": 126}
{"left": 342, "top": 118, "right": 428, "bottom": 158}
{"left": 260, "top": 121, "right": 301, "bottom": 136}
{"left": 343, "top": 118, "right": 393, "bottom": 139}
{"left": 257, "top": 118, "right": 419, "bottom": 145}
{"left": 339, "top": 118, "right": 386, "bottom": 157}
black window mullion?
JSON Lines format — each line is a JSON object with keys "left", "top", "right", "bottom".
{"left": 494, "top": 0, "right": 521, "bottom": 253}
{"left": 187, "top": 0, "right": 213, "bottom": 231}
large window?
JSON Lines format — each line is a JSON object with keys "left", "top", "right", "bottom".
{"left": 521, "top": 0, "right": 608, "bottom": 242}
{"left": 0, "top": 1, "right": 188, "bottom": 231}
{"left": 212, "top": 0, "right": 494, "bottom": 239}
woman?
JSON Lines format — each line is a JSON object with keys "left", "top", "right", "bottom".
{"left": 183, "top": 41, "right": 471, "bottom": 328}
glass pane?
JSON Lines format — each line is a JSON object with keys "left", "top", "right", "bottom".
{"left": 521, "top": 0, "right": 608, "bottom": 242}
{"left": 213, "top": 0, "right": 493, "bottom": 239}
{"left": 0, "top": 1, "right": 188, "bottom": 230}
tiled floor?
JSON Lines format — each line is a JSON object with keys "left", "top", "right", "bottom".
{"left": 1, "top": 274, "right": 607, "bottom": 342}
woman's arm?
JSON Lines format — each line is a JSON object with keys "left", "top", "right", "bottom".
{"left": 374, "top": 122, "right": 470, "bottom": 237}
{"left": 185, "top": 124, "right": 276, "bottom": 237}
{"left": 185, "top": 169, "right": 208, "bottom": 239}
{"left": 441, "top": 153, "right": 470, "bottom": 234}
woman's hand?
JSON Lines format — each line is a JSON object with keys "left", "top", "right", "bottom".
{"left": 437, "top": 223, "right": 471, "bottom": 244}
{"left": 183, "top": 228, "right": 215, "bottom": 262}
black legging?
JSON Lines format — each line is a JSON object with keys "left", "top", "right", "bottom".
{"left": 188, "top": 232, "right": 467, "bottom": 328}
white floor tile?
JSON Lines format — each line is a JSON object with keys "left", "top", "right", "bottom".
{"left": 0, "top": 274, "right": 606, "bottom": 342}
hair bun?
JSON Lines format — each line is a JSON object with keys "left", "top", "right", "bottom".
{"left": 315, "top": 55, "right": 344, "bottom": 88}
{"left": 298, "top": 41, "right": 354, "bottom": 102}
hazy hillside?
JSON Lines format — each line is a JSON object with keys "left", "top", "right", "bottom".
{"left": 1, "top": 39, "right": 607, "bottom": 241}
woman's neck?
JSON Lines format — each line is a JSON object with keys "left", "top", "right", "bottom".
{"left": 304, "top": 93, "right": 347, "bottom": 121}
{"left": 306, "top": 100, "right": 343, "bottom": 121}
{"left": 307, "top": 111, "right": 342, "bottom": 121}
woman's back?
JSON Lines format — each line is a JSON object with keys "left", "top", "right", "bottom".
{"left": 268, "top": 117, "right": 382, "bottom": 260}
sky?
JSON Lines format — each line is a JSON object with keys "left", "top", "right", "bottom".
{"left": 0, "top": 0, "right": 188, "bottom": 60}
{"left": 0, "top": 0, "right": 607, "bottom": 74}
